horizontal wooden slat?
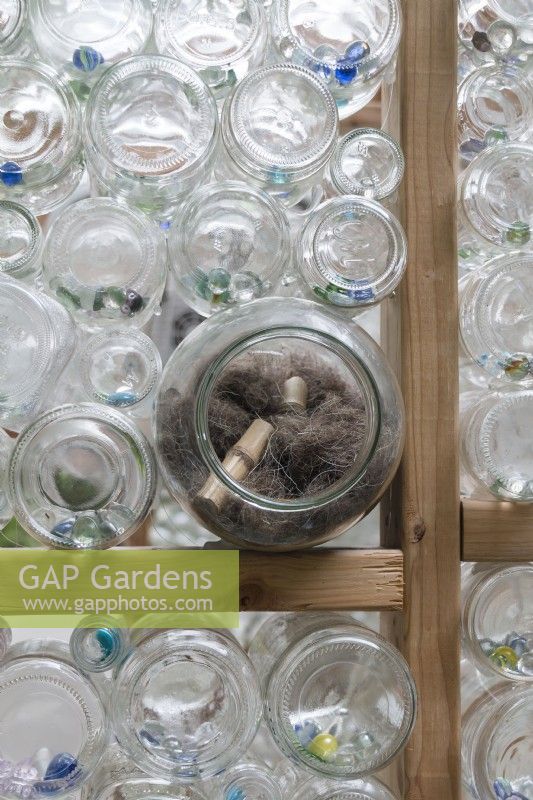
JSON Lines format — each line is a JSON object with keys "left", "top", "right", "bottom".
{"left": 239, "top": 548, "right": 404, "bottom": 612}
{"left": 462, "top": 499, "right": 533, "bottom": 561}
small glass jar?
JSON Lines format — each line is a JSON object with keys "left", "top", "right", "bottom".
{"left": 0, "top": 201, "right": 42, "bottom": 282}
{"left": 0, "top": 60, "right": 83, "bottom": 215}
{"left": 0, "top": 0, "right": 28, "bottom": 55}
{"left": 459, "top": 143, "right": 533, "bottom": 251}
{"left": 458, "top": 64, "right": 533, "bottom": 162}
{"left": 8, "top": 403, "right": 156, "bottom": 548}
{"left": 0, "top": 275, "right": 76, "bottom": 431}
{"left": 70, "top": 615, "right": 130, "bottom": 674}
{"left": 248, "top": 613, "right": 417, "bottom": 779}
{"left": 463, "top": 563, "right": 533, "bottom": 682}
{"left": 295, "top": 196, "right": 407, "bottom": 311}
{"left": 219, "top": 64, "right": 338, "bottom": 209}
{"left": 0, "top": 428, "right": 13, "bottom": 528}
{"left": 154, "top": 298, "right": 404, "bottom": 549}
{"left": 112, "top": 629, "right": 262, "bottom": 780}
{"left": 461, "top": 387, "right": 533, "bottom": 501}
{"left": 84, "top": 55, "right": 219, "bottom": 221}
{"left": 155, "top": 0, "right": 268, "bottom": 103}
{"left": 293, "top": 776, "right": 398, "bottom": 800}
{"left": 31, "top": 0, "right": 153, "bottom": 100}
{"left": 168, "top": 181, "right": 291, "bottom": 316}
{"left": 324, "top": 128, "right": 404, "bottom": 206}
{"left": 218, "top": 762, "right": 283, "bottom": 800}
{"left": 270, "top": 0, "right": 402, "bottom": 119}
{"left": 462, "top": 683, "right": 533, "bottom": 799}
{"left": 42, "top": 198, "right": 167, "bottom": 329}
{"left": 460, "top": 252, "right": 533, "bottom": 386}
{"left": 0, "top": 640, "right": 107, "bottom": 799}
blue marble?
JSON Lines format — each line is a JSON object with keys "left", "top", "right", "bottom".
{"left": 37, "top": 753, "right": 79, "bottom": 793}
{"left": 225, "top": 788, "right": 246, "bottom": 800}
{"left": 335, "top": 58, "right": 358, "bottom": 84}
{"left": 95, "top": 628, "right": 115, "bottom": 659}
{"left": 494, "top": 778, "right": 514, "bottom": 799}
{"left": 107, "top": 391, "right": 138, "bottom": 407}
{"left": 294, "top": 720, "right": 320, "bottom": 746}
{"left": 0, "top": 161, "right": 23, "bottom": 187}
{"left": 72, "top": 46, "right": 104, "bottom": 72}
{"left": 51, "top": 518, "right": 76, "bottom": 538}
{"left": 345, "top": 40, "right": 370, "bottom": 62}
{"left": 348, "top": 285, "right": 375, "bottom": 302}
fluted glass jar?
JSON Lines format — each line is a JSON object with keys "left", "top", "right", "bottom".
{"left": 459, "top": 143, "right": 533, "bottom": 252}
{"left": 324, "top": 128, "right": 404, "bottom": 205}
{"left": 293, "top": 777, "right": 398, "bottom": 800}
{"left": 0, "top": 275, "right": 76, "bottom": 431}
{"left": 460, "top": 252, "right": 533, "bottom": 386}
{"left": 0, "top": 640, "right": 107, "bottom": 799}
{"left": 463, "top": 563, "right": 533, "bottom": 681}
{"left": 0, "top": 0, "right": 29, "bottom": 56}
{"left": 8, "top": 403, "right": 156, "bottom": 548}
{"left": 462, "top": 683, "right": 533, "bottom": 799}
{"left": 0, "top": 201, "right": 42, "bottom": 282}
{"left": 461, "top": 388, "right": 533, "bottom": 501}
{"left": 219, "top": 64, "right": 338, "bottom": 209}
{"left": 112, "top": 629, "right": 262, "bottom": 781}
{"left": 0, "top": 60, "right": 83, "bottom": 215}
{"left": 31, "top": 0, "right": 153, "bottom": 100}
{"left": 155, "top": 0, "right": 268, "bottom": 102}
{"left": 0, "top": 428, "right": 13, "bottom": 528}
{"left": 295, "top": 196, "right": 407, "bottom": 311}
{"left": 248, "top": 613, "right": 416, "bottom": 779}
{"left": 270, "top": 0, "right": 402, "bottom": 119}
{"left": 168, "top": 181, "right": 291, "bottom": 316}
{"left": 84, "top": 56, "right": 219, "bottom": 221}
{"left": 155, "top": 298, "right": 404, "bottom": 549}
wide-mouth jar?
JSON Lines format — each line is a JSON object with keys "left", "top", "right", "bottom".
{"left": 270, "top": 0, "right": 402, "bottom": 119}
{"left": 0, "top": 640, "right": 107, "bottom": 799}
{"left": 155, "top": 298, "right": 404, "bottom": 549}
{"left": 155, "top": 0, "right": 268, "bottom": 102}
{"left": 293, "top": 776, "right": 399, "bottom": 800}
{"left": 84, "top": 55, "right": 219, "bottom": 221}
{"left": 8, "top": 403, "right": 156, "bottom": 548}
{"left": 0, "top": 201, "right": 42, "bottom": 282}
{"left": 248, "top": 613, "right": 417, "bottom": 780}
{"left": 0, "top": 59, "right": 83, "bottom": 215}
{"left": 112, "top": 629, "right": 262, "bottom": 781}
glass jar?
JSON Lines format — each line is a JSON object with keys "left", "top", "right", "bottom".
{"left": 458, "top": 64, "right": 533, "bottom": 162}
{"left": 0, "top": 640, "right": 107, "bottom": 799}
{"left": 0, "top": 60, "right": 84, "bottom": 215}
{"left": 154, "top": 297, "right": 405, "bottom": 549}
{"left": 155, "top": 0, "right": 268, "bottom": 103}
{"left": 70, "top": 615, "right": 130, "bottom": 674}
{"left": 8, "top": 403, "right": 157, "bottom": 548}
{"left": 270, "top": 0, "right": 402, "bottom": 119}
{"left": 42, "top": 198, "right": 167, "bottom": 329}
{"left": 459, "top": 143, "right": 533, "bottom": 251}
{"left": 31, "top": 0, "right": 153, "bottom": 100}
{"left": 111, "top": 629, "right": 262, "bottom": 780}
{"left": 295, "top": 196, "right": 407, "bottom": 311}
{"left": 459, "top": 0, "right": 533, "bottom": 58}
{"left": 324, "top": 128, "right": 404, "bottom": 206}
{"left": 0, "top": 428, "right": 13, "bottom": 528}
{"left": 463, "top": 563, "right": 533, "bottom": 682}
{"left": 461, "top": 387, "right": 533, "bottom": 501}
{"left": 0, "top": 0, "right": 29, "bottom": 55}
{"left": 168, "top": 180, "right": 291, "bottom": 316}
{"left": 84, "top": 55, "right": 219, "bottom": 222}
{"left": 462, "top": 683, "right": 533, "bottom": 799}
{"left": 218, "top": 761, "right": 284, "bottom": 800}
{"left": 460, "top": 252, "right": 533, "bottom": 386}
{"left": 0, "top": 275, "right": 76, "bottom": 431}
{"left": 219, "top": 64, "right": 338, "bottom": 209}
{"left": 0, "top": 617, "right": 11, "bottom": 660}
{"left": 293, "top": 776, "right": 398, "bottom": 800}
{"left": 248, "top": 613, "right": 416, "bottom": 779}
{"left": 0, "top": 201, "right": 42, "bottom": 282}
{"left": 92, "top": 778, "right": 209, "bottom": 799}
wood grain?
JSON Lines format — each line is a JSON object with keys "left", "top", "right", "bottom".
{"left": 462, "top": 499, "right": 533, "bottom": 561}
{"left": 239, "top": 549, "right": 404, "bottom": 611}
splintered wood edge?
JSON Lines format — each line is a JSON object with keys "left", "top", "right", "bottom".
{"left": 239, "top": 549, "right": 404, "bottom": 611}
{"left": 462, "top": 499, "right": 533, "bottom": 561}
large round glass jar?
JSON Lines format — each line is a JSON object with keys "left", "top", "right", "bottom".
{"left": 460, "top": 252, "right": 533, "bottom": 386}
{"left": 461, "top": 388, "right": 533, "bottom": 501}
{"left": 219, "top": 64, "right": 338, "bottom": 209}
{"left": 31, "top": 0, "right": 153, "bottom": 99}
{"left": 0, "top": 0, "right": 28, "bottom": 56}
{"left": 168, "top": 181, "right": 291, "bottom": 316}
{"left": 84, "top": 56, "right": 219, "bottom": 221}
{"left": 270, "top": 0, "right": 402, "bottom": 119}
{"left": 42, "top": 198, "right": 167, "bottom": 329}
{"left": 459, "top": 143, "right": 533, "bottom": 251}
{"left": 0, "top": 275, "right": 76, "bottom": 431}
{"left": 112, "top": 629, "right": 262, "bottom": 781}
{"left": 155, "top": 0, "right": 268, "bottom": 102}
{"left": 0, "top": 60, "right": 83, "bottom": 215}
{"left": 0, "top": 201, "right": 42, "bottom": 282}
{"left": 8, "top": 403, "right": 156, "bottom": 548}
{"left": 0, "top": 428, "right": 13, "bottom": 527}
{"left": 248, "top": 613, "right": 417, "bottom": 780}
{"left": 462, "top": 683, "right": 533, "bottom": 799}
{"left": 155, "top": 298, "right": 404, "bottom": 549}
{"left": 463, "top": 563, "right": 533, "bottom": 682}
{"left": 0, "top": 640, "right": 107, "bottom": 799}
{"left": 293, "top": 777, "right": 398, "bottom": 800}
